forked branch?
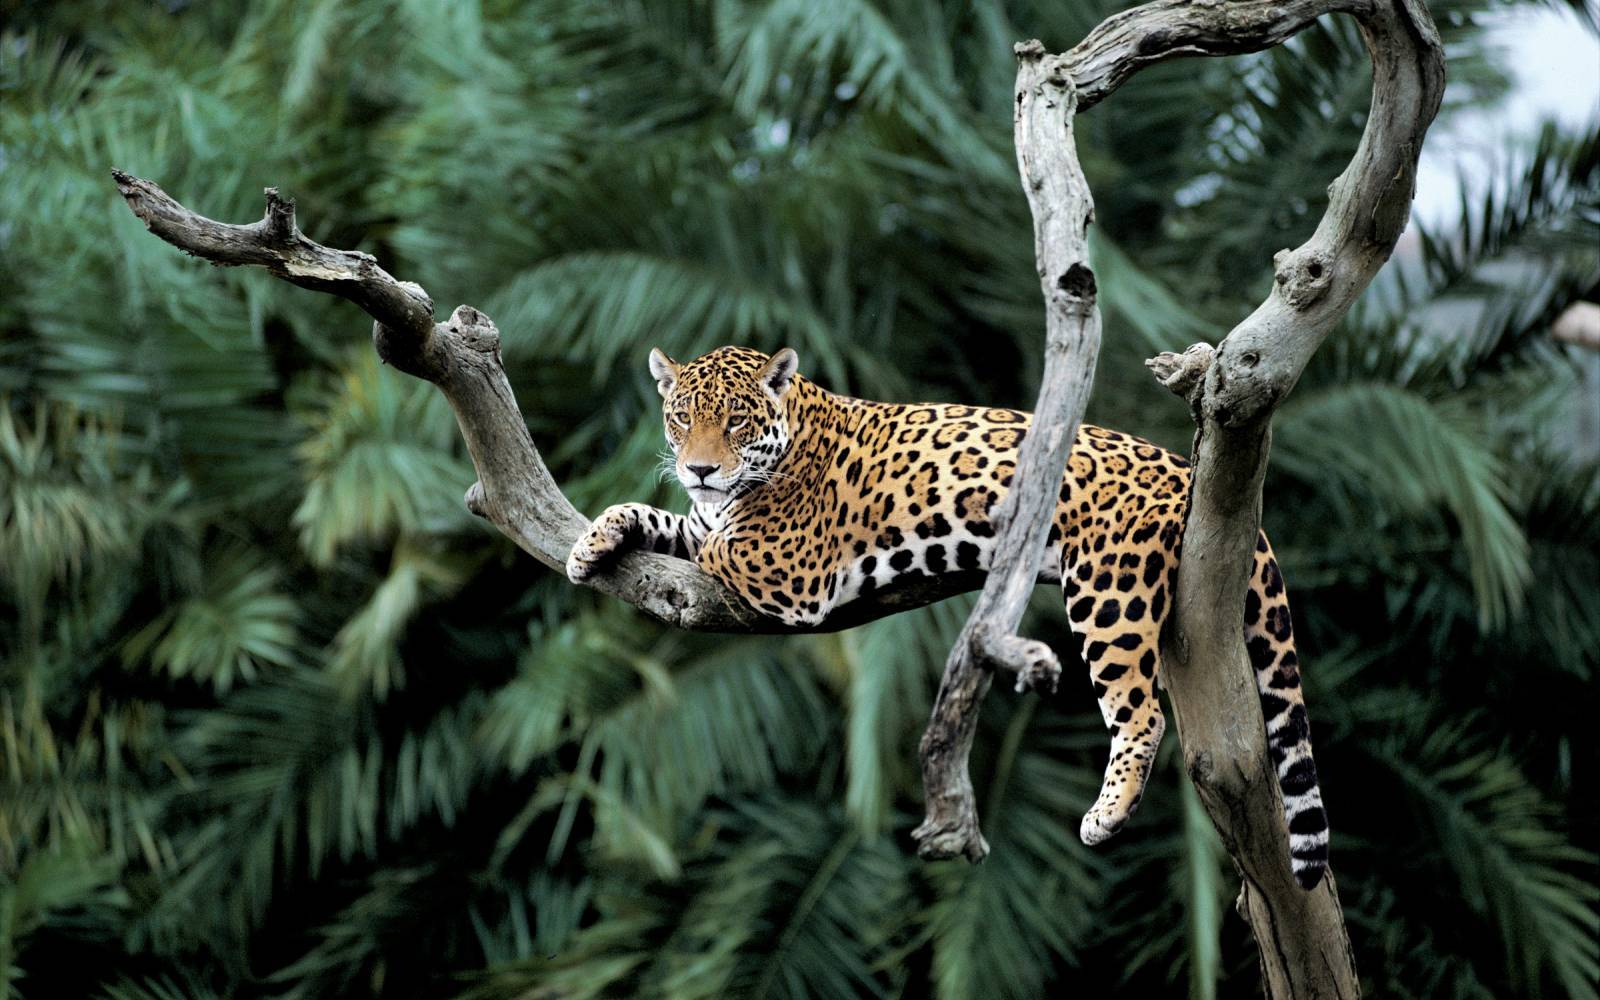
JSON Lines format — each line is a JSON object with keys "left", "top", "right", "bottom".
{"left": 916, "top": 0, "right": 1441, "bottom": 997}
{"left": 114, "top": 0, "right": 1443, "bottom": 994}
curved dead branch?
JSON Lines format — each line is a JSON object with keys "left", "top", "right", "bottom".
{"left": 1068, "top": 0, "right": 1374, "bottom": 112}
{"left": 114, "top": 0, "right": 1443, "bottom": 993}
{"left": 915, "top": 0, "right": 1440, "bottom": 996}
{"left": 111, "top": 169, "right": 987, "bottom": 636}
{"left": 1139, "top": 0, "right": 1443, "bottom": 995}
{"left": 912, "top": 38, "right": 1101, "bottom": 863}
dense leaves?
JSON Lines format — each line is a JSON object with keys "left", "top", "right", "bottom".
{"left": 2, "top": 2, "right": 1596, "bottom": 998}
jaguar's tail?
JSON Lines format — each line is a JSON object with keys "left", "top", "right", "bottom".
{"left": 1246, "top": 534, "right": 1329, "bottom": 890}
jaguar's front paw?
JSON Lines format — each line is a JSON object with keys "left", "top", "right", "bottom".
{"left": 565, "top": 541, "right": 604, "bottom": 584}
{"left": 566, "top": 506, "right": 635, "bottom": 584}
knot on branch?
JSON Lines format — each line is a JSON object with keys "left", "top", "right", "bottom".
{"left": 1015, "top": 38, "right": 1073, "bottom": 90}
{"left": 1272, "top": 247, "right": 1335, "bottom": 309}
{"left": 261, "top": 187, "right": 297, "bottom": 244}
{"left": 447, "top": 304, "right": 501, "bottom": 355}
{"left": 1054, "top": 262, "right": 1098, "bottom": 314}
{"left": 1145, "top": 343, "right": 1216, "bottom": 401}
{"left": 971, "top": 625, "right": 1061, "bottom": 695}
{"left": 911, "top": 814, "right": 990, "bottom": 863}
{"left": 1014, "top": 38, "right": 1047, "bottom": 61}
{"left": 465, "top": 481, "right": 488, "bottom": 518}
{"left": 1208, "top": 341, "right": 1284, "bottom": 428}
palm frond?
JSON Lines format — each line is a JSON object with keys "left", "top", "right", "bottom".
{"left": 326, "top": 539, "right": 478, "bottom": 700}
{"left": 561, "top": 639, "right": 833, "bottom": 867}
{"left": 926, "top": 702, "right": 1104, "bottom": 1000}
{"left": 1, "top": 837, "right": 128, "bottom": 989}
{"left": 834, "top": 600, "right": 967, "bottom": 836}
{"left": 646, "top": 796, "right": 915, "bottom": 1000}
{"left": 713, "top": 0, "right": 1008, "bottom": 179}
{"left": 121, "top": 545, "right": 299, "bottom": 693}
{"left": 291, "top": 352, "right": 475, "bottom": 565}
{"left": 96, "top": 975, "right": 224, "bottom": 1000}
{"left": 1179, "top": 773, "right": 1226, "bottom": 1000}
{"left": 1366, "top": 714, "right": 1600, "bottom": 999}
{"left": 0, "top": 404, "right": 142, "bottom": 624}
{"left": 1273, "top": 383, "right": 1531, "bottom": 628}
{"left": 486, "top": 250, "right": 841, "bottom": 384}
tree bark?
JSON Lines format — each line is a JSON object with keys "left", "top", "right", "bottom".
{"left": 913, "top": 1, "right": 1442, "bottom": 997}
{"left": 110, "top": 171, "right": 988, "bottom": 636}
{"left": 911, "top": 39, "right": 1102, "bottom": 863}
{"left": 112, "top": 0, "right": 1444, "bottom": 995}
{"left": 1143, "top": 1, "right": 1444, "bottom": 992}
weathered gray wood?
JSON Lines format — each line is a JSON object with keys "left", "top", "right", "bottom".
{"left": 1068, "top": 0, "right": 1373, "bottom": 112}
{"left": 911, "top": 40, "right": 1101, "bottom": 864}
{"left": 912, "top": 1, "right": 1442, "bottom": 997}
{"left": 114, "top": 0, "right": 1445, "bottom": 991}
{"left": 112, "top": 169, "right": 985, "bottom": 635}
{"left": 1143, "top": 0, "right": 1444, "bottom": 995}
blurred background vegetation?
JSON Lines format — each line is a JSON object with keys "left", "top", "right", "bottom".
{"left": 2, "top": 0, "right": 1597, "bottom": 997}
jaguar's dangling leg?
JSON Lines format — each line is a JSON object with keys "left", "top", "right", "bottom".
{"left": 1061, "top": 522, "right": 1175, "bottom": 845}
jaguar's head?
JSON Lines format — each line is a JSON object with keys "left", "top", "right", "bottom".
{"left": 649, "top": 345, "right": 798, "bottom": 504}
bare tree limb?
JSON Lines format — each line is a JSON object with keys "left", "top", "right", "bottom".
{"left": 1068, "top": 0, "right": 1373, "bottom": 112}
{"left": 911, "top": 40, "right": 1101, "bottom": 863}
{"left": 114, "top": 0, "right": 1444, "bottom": 991}
{"left": 111, "top": 169, "right": 987, "bottom": 636}
{"left": 1145, "top": 0, "right": 1443, "bottom": 991}
{"left": 912, "top": 0, "right": 1441, "bottom": 996}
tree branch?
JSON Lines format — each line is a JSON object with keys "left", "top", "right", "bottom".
{"left": 114, "top": 0, "right": 1444, "bottom": 990}
{"left": 911, "top": 40, "right": 1101, "bottom": 863}
{"left": 1144, "top": 0, "right": 1443, "bottom": 993}
{"left": 111, "top": 169, "right": 986, "bottom": 636}
{"left": 1067, "top": 0, "right": 1374, "bottom": 112}
{"left": 911, "top": 0, "right": 1441, "bottom": 996}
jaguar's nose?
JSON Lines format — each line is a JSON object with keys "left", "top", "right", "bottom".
{"left": 686, "top": 463, "right": 718, "bottom": 482}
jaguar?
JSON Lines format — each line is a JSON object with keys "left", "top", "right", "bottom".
{"left": 567, "top": 345, "right": 1329, "bottom": 888}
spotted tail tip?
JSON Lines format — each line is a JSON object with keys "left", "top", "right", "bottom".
{"left": 1288, "top": 807, "right": 1329, "bottom": 890}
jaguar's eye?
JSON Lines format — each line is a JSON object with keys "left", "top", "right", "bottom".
{"left": 727, "top": 414, "right": 747, "bottom": 430}
{"left": 671, "top": 410, "right": 690, "bottom": 427}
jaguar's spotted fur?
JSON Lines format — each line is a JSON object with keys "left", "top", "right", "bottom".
{"left": 567, "top": 346, "right": 1330, "bottom": 888}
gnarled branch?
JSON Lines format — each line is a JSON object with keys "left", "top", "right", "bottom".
{"left": 911, "top": 39, "right": 1100, "bottom": 863}
{"left": 1143, "top": 0, "right": 1443, "bottom": 995}
{"left": 912, "top": 0, "right": 1441, "bottom": 997}
{"left": 114, "top": 0, "right": 1443, "bottom": 992}
{"left": 111, "top": 169, "right": 988, "bottom": 636}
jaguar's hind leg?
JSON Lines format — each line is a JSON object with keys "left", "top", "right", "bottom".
{"left": 1063, "top": 539, "right": 1171, "bottom": 846}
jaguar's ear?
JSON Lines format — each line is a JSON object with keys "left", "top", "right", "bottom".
{"left": 760, "top": 348, "right": 799, "bottom": 396}
{"left": 648, "top": 348, "right": 679, "bottom": 398}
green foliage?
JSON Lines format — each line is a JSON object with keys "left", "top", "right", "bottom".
{"left": 291, "top": 351, "right": 475, "bottom": 566}
{"left": 2, "top": 1, "right": 1596, "bottom": 998}
{"left": 1378, "top": 716, "right": 1600, "bottom": 999}
{"left": 121, "top": 545, "right": 301, "bottom": 693}
{"left": 1274, "top": 382, "right": 1531, "bottom": 628}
